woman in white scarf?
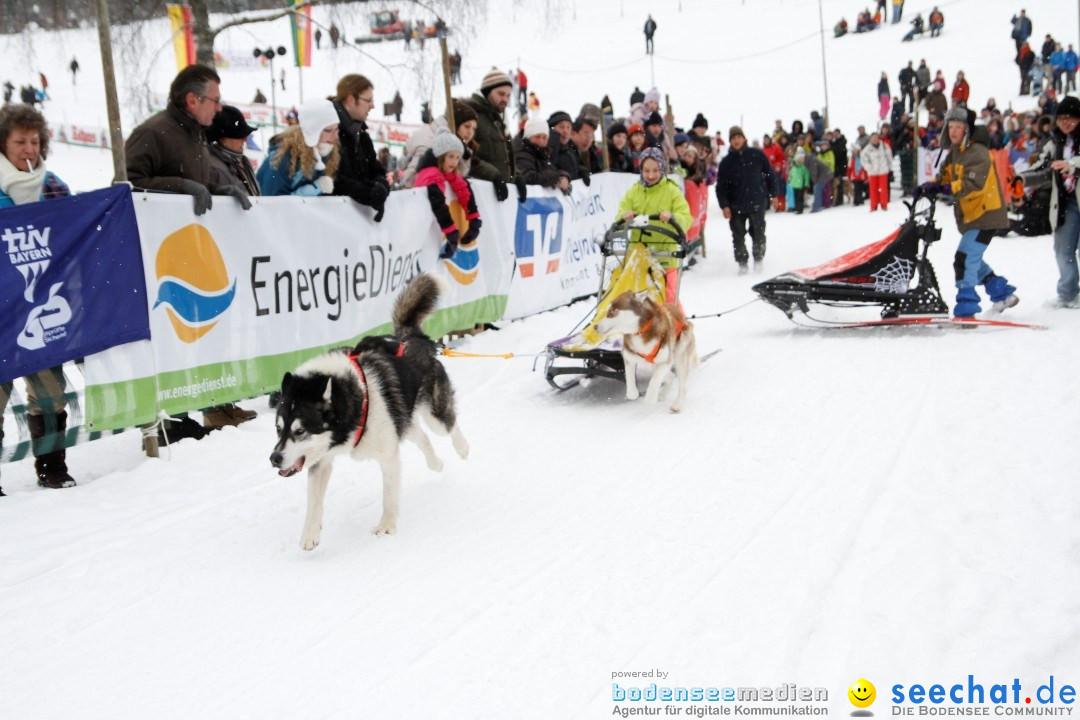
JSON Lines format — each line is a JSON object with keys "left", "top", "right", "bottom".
{"left": 0, "top": 103, "right": 69, "bottom": 207}
{"left": 0, "top": 103, "right": 76, "bottom": 494}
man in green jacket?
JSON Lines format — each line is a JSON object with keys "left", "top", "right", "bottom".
{"left": 466, "top": 68, "right": 515, "bottom": 201}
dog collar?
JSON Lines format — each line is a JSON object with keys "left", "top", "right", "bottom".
{"left": 346, "top": 353, "right": 370, "bottom": 447}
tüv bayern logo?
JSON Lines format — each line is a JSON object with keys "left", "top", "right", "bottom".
{"left": 153, "top": 223, "right": 236, "bottom": 343}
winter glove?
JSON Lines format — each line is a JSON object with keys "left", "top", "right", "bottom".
{"left": 180, "top": 178, "right": 212, "bottom": 216}
{"left": 582, "top": 173, "right": 591, "bottom": 187}
{"left": 514, "top": 175, "right": 528, "bottom": 203}
{"left": 492, "top": 177, "right": 509, "bottom": 202}
{"left": 463, "top": 218, "right": 482, "bottom": 243}
{"left": 314, "top": 175, "right": 334, "bottom": 195}
{"left": 213, "top": 184, "right": 252, "bottom": 210}
{"left": 440, "top": 229, "right": 461, "bottom": 259}
{"left": 913, "top": 181, "right": 950, "bottom": 202}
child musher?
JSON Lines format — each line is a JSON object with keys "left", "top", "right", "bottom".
{"left": 413, "top": 129, "right": 482, "bottom": 258}
{"left": 617, "top": 146, "right": 693, "bottom": 306}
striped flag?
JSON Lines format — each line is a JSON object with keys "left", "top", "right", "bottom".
{"left": 166, "top": 4, "right": 196, "bottom": 71}
{"left": 289, "top": 1, "right": 312, "bottom": 67}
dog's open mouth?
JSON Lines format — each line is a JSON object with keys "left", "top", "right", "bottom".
{"left": 278, "top": 456, "right": 305, "bottom": 477}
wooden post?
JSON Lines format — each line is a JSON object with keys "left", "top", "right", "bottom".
{"left": 440, "top": 33, "right": 454, "bottom": 129}
{"left": 600, "top": 102, "right": 611, "bottom": 172}
{"left": 94, "top": 0, "right": 126, "bottom": 183}
{"left": 664, "top": 94, "right": 676, "bottom": 162}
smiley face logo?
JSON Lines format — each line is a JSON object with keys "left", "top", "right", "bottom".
{"left": 848, "top": 679, "right": 876, "bottom": 709}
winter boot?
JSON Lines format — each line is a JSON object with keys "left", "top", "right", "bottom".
{"left": 158, "top": 412, "right": 208, "bottom": 444}
{"left": 983, "top": 274, "right": 1019, "bottom": 314}
{"left": 953, "top": 285, "right": 982, "bottom": 319}
{"left": 27, "top": 412, "right": 75, "bottom": 489}
{"left": 203, "top": 403, "right": 256, "bottom": 429}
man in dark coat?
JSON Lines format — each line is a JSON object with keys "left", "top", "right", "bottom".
{"left": 330, "top": 74, "right": 390, "bottom": 221}
{"left": 899, "top": 61, "right": 917, "bottom": 112}
{"left": 467, "top": 68, "right": 515, "bottom": 200}
{"left": 514, "top": 117, "right": 569, "bottom": 192}
{"left": 644, "top": 15, "right": 657, "bottom": 54}
{"left": 714, "top": 126, "right": 778, "bottom": 273}
{"left": 572, "top": 116, "right": 604, "bottom": 174}
{"left": 548, "top": 110, "right": 587, "bottom": 182}
{"left": 830, "top": 129, "right": 849, "bottom": 205}
{"left": 1041, "top": 34, "right": 1056, "bottom": 64}
{"left": 1010, "top": 10, "right": 1032, "bottom": 51}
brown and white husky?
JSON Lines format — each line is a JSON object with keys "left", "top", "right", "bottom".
{"left": 595, "top": 290, "right": 698, "bottom": 413}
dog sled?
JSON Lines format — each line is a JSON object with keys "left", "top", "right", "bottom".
{"left": 752, "top": 195, "right": 950, "bottom": 325}
{"left": 543, "top": 214, "right": 688, "bottom": 390}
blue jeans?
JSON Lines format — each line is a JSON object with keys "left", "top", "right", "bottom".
{"left": 892, "top": 5, "right": 902, "bottom": 23}
{"left": 954, "top": 229, "right": 994, "bottom": 289}
{"left": 812, "top": 183, "right": 825, "bottom": 212}
{"left": 1054, "top": 194, "right": 1080, "bottom": 302}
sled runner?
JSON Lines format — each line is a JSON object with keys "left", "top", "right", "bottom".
{"left": 543, "top": 215, "right": 688, "bottom": 390}
{"left": 752, "top": 196, "right": 949, "bottom": 321}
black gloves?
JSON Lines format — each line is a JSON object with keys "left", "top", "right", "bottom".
{"left": 440, "top": 229, "right": 460, "bottom": 259}
{"left": 514, "top": 175, "right": 528, "bottom": 203}
{"left": 370, "top": 184, "right": 389, "bottom": 222}
{"left": 493, "top": 177, "right": 509, "bottom": 202}
{"left": 180, "top": 179, "right": 212, "bottom": 215}
{"left": 213, "top": 184, "right": 252, "bottom": 210}
{"left": 463, "top": 218, "right": 482, "bottom": 242}
{"left": 582, "top": 173, "right": 591, "bottom": 187}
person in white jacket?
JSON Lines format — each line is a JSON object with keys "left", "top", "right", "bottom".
{"left": 860, "top": 132, "right": 893, "bottom": 211}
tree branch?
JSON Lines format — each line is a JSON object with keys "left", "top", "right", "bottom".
{"left": 209, "top": 0, "right": 318, "bottom": 39}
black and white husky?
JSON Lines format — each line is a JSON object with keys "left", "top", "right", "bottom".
{"left": 270, "top": 272, "right": 469, "bottom": 550}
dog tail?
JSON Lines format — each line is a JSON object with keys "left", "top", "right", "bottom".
{"left": 392, "top": 272, "right": 447, "bottom": 336}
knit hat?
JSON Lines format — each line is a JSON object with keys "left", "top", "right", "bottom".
{"left": 681, "top": 143, "right": 700, "bottom": 158}
{"left": 207, "top": 105, "right": 255, "bottom": 142}
{"left": 645, "top": 111, "right": 664, "bottom": 128}
{"left": 523, "top": 116, "right": 549, "bottom": 138}
{"left": 692, "top": 113, "right": 709, "bottom": 131}
{"left": 452, "top": 99, "right": 477, "bottom": 126}
{"left": 644, "top": 87, "right": 661, "bottom": 105}
{"left": 639, "top": 146, "right": 668, "bottom": 176}
{"left": 627, "top": 123, "right": 645, "bottom": 137}
{"left": 673, "top": 132, "right": 690, "bottom": 147}
{"left": 1056, "top": 95, "right": 1080, "bottom": 120}
{"left": 729, "top": 125, "right": 745, "bottom": 140}
{"left": 299, "top": 99, "right": 340, "bottom": 148}
{"left": 433, "top": 128, "right": 464, "bottom": 157}
{"left": 943, "top": 106, "right": 969, "bottom": 126}
{"left": 607, "top": 121, "right": 628, "bottom": 137}
{"left": 547, "top": 110, "right": 573, "bottom": 128}
{"left": 480, "top": 67, "right": 513, "bottom": 94}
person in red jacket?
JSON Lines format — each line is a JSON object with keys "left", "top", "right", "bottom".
{"left": 951, "top": 70, "right": 970, "bottom": 108}
{"left": 762, "top": 134, "right": 786, "bottom": 211}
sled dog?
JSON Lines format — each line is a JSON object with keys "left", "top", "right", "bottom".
{"left": 595, "top": 290, "right": 698, "bottom": 413}
{"left": 270, "top": 272, "right": 469, "bottom": 550}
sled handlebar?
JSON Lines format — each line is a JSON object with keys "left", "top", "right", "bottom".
{"left": 609, "top": 214, "right": 687, "bottom": 246}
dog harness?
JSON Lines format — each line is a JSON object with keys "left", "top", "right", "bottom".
{"left": 635, "top": 317, "right": 685, "bottom": 364}
{"left": 346, "top": 353, "right": 370, "bottom": 447}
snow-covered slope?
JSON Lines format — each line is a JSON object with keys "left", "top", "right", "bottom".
{"left": 1, "top": 2, "right": 1079, "bottom": 719}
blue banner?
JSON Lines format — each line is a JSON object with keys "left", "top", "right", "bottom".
{"left": 0, "top": 185, "right": 150, "bottom": 384}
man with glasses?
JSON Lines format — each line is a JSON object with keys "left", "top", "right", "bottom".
{"left": 330, "top": 74, "right": 390, "bottom": 221}
{"left": 125, "top": 64, "right": 256, "bottom": 438}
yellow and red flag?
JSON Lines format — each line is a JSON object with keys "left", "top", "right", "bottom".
{"left": 166, "top": 4, "right": 196, "bottom": 71}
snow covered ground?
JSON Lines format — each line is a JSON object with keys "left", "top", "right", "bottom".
{"left": 2, "top": 1, "right": 1080, "bottom": 719}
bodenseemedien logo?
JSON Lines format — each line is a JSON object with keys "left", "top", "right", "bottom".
{"left": 849, "top": 678, "right": 877, "bottom": 716}
{"left": 153, "top": 223, "right": 236, "bottom": 343}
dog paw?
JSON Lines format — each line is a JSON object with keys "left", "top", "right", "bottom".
{"left": 426, "top": 457, "right": 444, "bottom": 472}
{"left": 626, "top": 389, "right": 639, "bottom": 401}
{"left": 669, "top": 404, "right": 683, "bottom": 414}
{"left": 373, "top": 521, "right": 398, "bottom": 536}
{"left": 300, "top": 529, "right": 321, "bottom": 551}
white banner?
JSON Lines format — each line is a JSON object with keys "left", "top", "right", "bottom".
{"left": 82, "top": 174, "right": 637, "bottom": 428}
{"left": 53, "top": 122, "right": 110, "bottom": 148}
{"left": 918, "top": 147, "right": 947, "bottom": 184}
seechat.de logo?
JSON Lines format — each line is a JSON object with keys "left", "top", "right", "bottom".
{"left": 443, "top": 200, "right": 479, "bottom": 285}
{"left": 153, "top": 223, "right": 236, "bottom": 343}
{"left": 849, "top": 678, "right": 877, "bottom": 716}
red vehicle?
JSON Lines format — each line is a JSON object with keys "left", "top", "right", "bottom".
{"left": 371, "top": 10, "right": 404, "bottom": 36}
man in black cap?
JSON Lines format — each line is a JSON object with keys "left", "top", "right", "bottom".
{"left": 207, "top": 105, "right": 258, "bottom": 202}
{"left": 548, "top": 110, "right": 587, "bottom": 182}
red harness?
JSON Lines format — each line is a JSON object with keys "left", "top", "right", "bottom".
{"left": 635, "top": 317, "right": 685, "bottom": 364}
{"left": 346, "top": 353, "right": 370, "bottom": 447}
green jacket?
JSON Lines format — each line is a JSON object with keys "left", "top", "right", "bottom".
{"left": 466, "top": 92, "right": 514, "bottom": 182}
{"left": 788, "top": 162, "right": 811, "bottom": 190}
{"left": 617, "top": 178, "right": 693, "bottom": 269}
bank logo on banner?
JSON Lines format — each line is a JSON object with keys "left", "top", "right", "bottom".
{"left": 4, "top": 222, "right": 73, "bottom": 350}
{"left": 152, "top": 223, "right": 236, "bottom": 343}
{"left": 443, "top": 199, "right": 480, "bottom": 285}
{"left": 514, "top": 197, "right": 564, "bottom": 278}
